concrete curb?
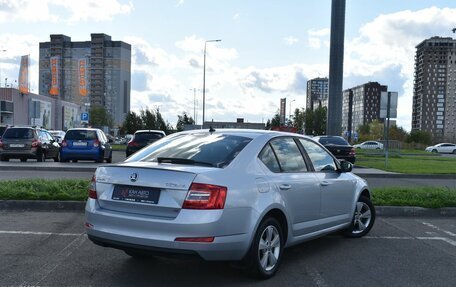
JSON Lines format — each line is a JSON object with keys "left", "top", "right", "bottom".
{"left": 1, "top": 200, "right": 455, "bottom": 217}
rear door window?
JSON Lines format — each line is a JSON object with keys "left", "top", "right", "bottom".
{"left": 268, "top": 137, "right": 308, "bottom": 172}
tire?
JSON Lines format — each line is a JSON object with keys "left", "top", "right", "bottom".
{"left": 343, "top": 196, "right": 375, "bottom": 238}
{"left": 243, "top": 217, "right": 284, "bottom": 279}
{"left": 107, "top": 153, "right": 112, "bottom": 163}
{"left": 96, "top": 156, "right": 103, "bottom": 163}
{"left": 53, "top": 152, "right": 60, "bottom": 162}
{"left": 432, "top": 149, "right": 438, "bottom": 153}
{"left": 1, "top": 156, "right": 9, "bottom": 162}
{"left": 453, "top": 150, "right": 456, "bottom": 154}
{"left": 72, "top": 159, "right": 78, "bottom": 163}
{"left": 20, "top": 158, "right": 27, "bottom": 162}
{"left": 37, "top": 151, "right": 45, "bottom": 162}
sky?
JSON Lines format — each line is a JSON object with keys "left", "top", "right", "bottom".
{"left": 1, "top": 0, "right": 456, "bottom": 130}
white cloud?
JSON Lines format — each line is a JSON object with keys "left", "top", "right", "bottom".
{"left": 176, "top": 0, "right": 185, "bottom": 7}
{"left": 307, "top": 28, "right": 330, "bottom": 49}
{"left": 284, "top": 36, "right": 299, "bottom": 46}
{"left": 0, "top": 0, "right": 133, "bottom": 23}
{"left": 344, "top": 7, "right": 456, "bottom": 131}
{"left": 233, "top": 13, "right": 240, "bottom": 21}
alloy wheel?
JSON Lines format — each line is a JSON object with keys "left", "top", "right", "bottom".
{"left": 258, "top": 225, "right": 281, "bottom": 272}
{"left": 352, "top": 201, "right": 372, "bottom": 234}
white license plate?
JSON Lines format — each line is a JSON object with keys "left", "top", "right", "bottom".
{"left": 73, "top": 142, "right": 87, "bottom": 147}
{"left": 10, "top": 144, "right": 25, "bottom": 148}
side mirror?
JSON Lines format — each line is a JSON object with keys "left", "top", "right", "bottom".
{"left": 340, "top": 160, "right": 353, "bottom": 172}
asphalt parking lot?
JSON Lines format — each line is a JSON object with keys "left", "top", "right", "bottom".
{"left": 1, "top": 211, "right": 455, "bottom": 286}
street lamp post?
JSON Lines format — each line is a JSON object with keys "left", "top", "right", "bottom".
{"left": 202, "top": 39, "right": 221, "bottom": 128}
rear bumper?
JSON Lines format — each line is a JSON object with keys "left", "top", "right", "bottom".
{"left": 85, "top": 199, "right": 254, "bottom": 261}
{"left": 336, "top": 155, "right": 356, "bottom": 164}
{"left": 60, "top": 148, "right": 102, "bottom": 160}
{"left": 0, "top": 149, "right": 38, "bottom": 159}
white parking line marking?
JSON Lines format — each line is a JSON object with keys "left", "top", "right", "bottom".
{"left": 365, "top": 236, "right": 456, "bottom": 247}
{"left": 0, "top": 230, "right": 82, "bottom": 236}
{"left": 21, "top": 234, "right": 87, "bottom": 286}
{"left": 421, "top": 222, "right": 456, "bottom": 237}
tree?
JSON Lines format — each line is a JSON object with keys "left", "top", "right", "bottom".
{"left": 176, "top": 112, "right": 195, "bottom": 131}
{"left": 313, "top": 106, "right": 327, "bottom": 135}
{"left": 407, "top": 130, "right": 432, "bottom": 145}
{"left": 121, "top": 111, "right": 142, "bottom": 134}
{"left": 140, "top": 108, "right": 156, "bottom": 129}
{"left": 292, "top": 108, "right": 305, "bottom": 133}
{"left": 89, "top": 106, "right": 113, "bottom": 128}
{"left": 304, "top": 108, "right": 314, "bottom": 135}
{"left": 265, "top": 112, "right": 281, "bottom": 129}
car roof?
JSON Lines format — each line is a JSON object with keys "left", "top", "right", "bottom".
{"left": 174, "top": 128, "right": 313, "bottom": 141}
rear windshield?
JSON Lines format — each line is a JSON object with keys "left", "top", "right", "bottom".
{"left": 134, "top": 132, "right": 164, "bottom": 142}
{"left": 318, "top": 137, "right": 349, "bottom": 146}
{"left": 65, "top": 130, "right": 97, "bottom": 140}
{"left": 127, "top": 133, "right": 252, "bottom": 168}
{"left": 3, "top": 128, "right": 34, "bottom": 139}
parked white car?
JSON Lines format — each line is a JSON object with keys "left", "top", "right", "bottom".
{"left": 353, "top": 141, "right": 384, "bottom": 150}
{"left": 425, "top": 143, "right": 456, "bottom": 154}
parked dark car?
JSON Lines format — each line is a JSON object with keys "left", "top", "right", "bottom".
{"left": 312, "top": 135, "right": 356, "bottom": 164}
{"left": 60, "top": 128, "right": 112, "bottom": 163}
{"left": 0, "top": 126, "right": 60, "bottom": 162}
{"left": 126, "top": 130, "right": 166, "bottom": 157}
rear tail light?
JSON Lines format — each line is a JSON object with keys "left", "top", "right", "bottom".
{"left": 88, "top": 175, "right": 97, "bottom": 199}
{"left": 182, "top": 183, "right": 227, "bottom": 210}
{"left": 93, "top": 140, "right": 100, "bottom": 147}
{"left": 0, "top": 140, "right": 3, "bottom": 148}
{"left": 31, "top": 139, "right": 40, "bottom": 148}
{"left": 349, "top": 148, "right": 356, "bottom": 156}
{"left": 61, "top": 140, "right": 67, "bottom": 147}
{"left": 128, "top": 140, "right": 139, "bottom": 147}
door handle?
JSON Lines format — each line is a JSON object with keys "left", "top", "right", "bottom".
{"left": 320, "top": 181, "right": 331, "bottom": 186}
{"left": 279, "top": 184, "right": 291, "bottom": 190}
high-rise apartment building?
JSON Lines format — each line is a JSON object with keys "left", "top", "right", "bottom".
{"left": 39, "top": 34, "right": 131, "bottom": 126}
{"left": 412, "top": 36, "right": 456, "bottom": 143}
{"left": 342, "top": 82, "right": 387, "bottom": 135}
{"left": 306, "top": 77, "right": 329, "bottom": 110}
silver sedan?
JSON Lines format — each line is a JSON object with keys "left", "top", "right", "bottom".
{"left": 85, "top": 129, "right": 375, "bottom": 278}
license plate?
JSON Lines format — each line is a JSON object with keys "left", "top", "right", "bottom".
{"left": 112, "top": 185, "right": 160, "bottom": 204}
{"left": 73, "top": 142, "right": 87, "bottom": 147}
{"left": 10, "top": 144, "right": 25, "bottom": 148}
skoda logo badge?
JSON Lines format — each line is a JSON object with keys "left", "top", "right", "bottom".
{"left": 130, "top": 173, "right": 138, "bottom": 182}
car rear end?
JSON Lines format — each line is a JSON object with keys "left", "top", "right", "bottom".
{"left": 85, "top": 131, "right": 258, "bottom": 261}
{"left": 0, "top": 127, "right": 39, "bottom": 160}
{"left": 316, "top": 136, "right": 356, "bottom": 164}
{"left": 60, "top": 129, "right": 103, "bottom": 161}
{"left": 126, "top": 131, "right": 165, "bottom": 157}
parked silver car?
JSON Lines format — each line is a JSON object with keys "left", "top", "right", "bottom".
{"left": 85, "top": 129, "right": 375, "bottom": 278}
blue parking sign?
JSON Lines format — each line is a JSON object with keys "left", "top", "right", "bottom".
{"left": 81, "top": 112, "right": 89, "bottom": 122}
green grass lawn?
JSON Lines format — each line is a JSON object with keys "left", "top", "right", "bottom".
{"left": 372, "top": 186, "right": 456, "bottom": 208}
{"left": 356, "top": 152, "right": 456, "bottom": 174}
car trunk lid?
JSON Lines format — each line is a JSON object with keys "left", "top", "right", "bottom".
{"left": 94, "top": 162, "right": 214, "bottom": 218}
